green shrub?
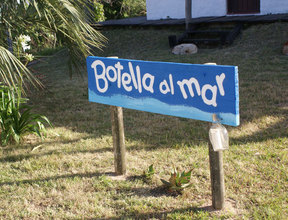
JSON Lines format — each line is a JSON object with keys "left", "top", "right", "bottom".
{"left": 121, "top": 0, "right": 146, "bottom": 18}
{"left": 93, "top": 1, "right": 105, "bottom": 22}
{"left": 101, "top": 0, "right": 146, "bottom": 20}
{"left": 0, "top": 84, "right": 51, "bottom": 145}
{"left": 101, "top": 0, "right": 123, "bottom": 20}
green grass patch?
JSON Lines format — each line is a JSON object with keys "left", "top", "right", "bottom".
{"left": 0, "top": 22, "right": 288, "bottom": 219}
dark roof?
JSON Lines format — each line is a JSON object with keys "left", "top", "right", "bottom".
{"left": 97, "top": 14, "right": 288, "bottom": 27}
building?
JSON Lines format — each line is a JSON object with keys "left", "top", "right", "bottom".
{"left": 146, "top": 0, "right": 288, "bottom": 20}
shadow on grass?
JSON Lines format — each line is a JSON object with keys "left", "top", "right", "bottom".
{"left": 118, "top": 183, "right": 182, "bottom": 198}
{"left": 1, "top": 139, "right": 201, "bottom": 164}
{"left": 0, "top": 136, "right": 112, "bottom": 163}
{"left": 2, "top": 135, "right": 94, "bottom": 152}
{"left": 0, "top": 171, "right": 114, "bottom": 187}
{"left": 93, "top": 205, "right": 216, "bottom": 220}
{"left": 0, "top": 137, "right": 202, "bottom": 165}
{"left": 0, "top": 147, "right": 112, "bottom": 163}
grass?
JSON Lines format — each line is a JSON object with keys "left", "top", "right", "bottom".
{"left": 0, "top": 22, "right": 288, "bottom": 219}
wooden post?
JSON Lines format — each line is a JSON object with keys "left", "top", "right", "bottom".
{"left": 107, "top": 56, "right": 126, "bottom": 176}
{"left": 208, "top": 140, "right": 225, "bottom": 210}
{"left": 110, "top": 106, "right": 126, "bottom": 175}
{"left": 185, "top": 0, "right": 192, "bottom": 31}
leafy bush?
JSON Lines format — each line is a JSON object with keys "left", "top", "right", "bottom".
{"left": 0, "top": 84, "right": 51, "bottom": 145}
{"left": 101, "top": 0, "right": 123, "bottom": 20}
{"left": 101, "top": 0, "right": 146, "bottom": 20}
{"left": 93, "top": 1, "right": 105, "bottom": 22}
{"left": 121, "top": 0, "right": 146, "bottom": 18}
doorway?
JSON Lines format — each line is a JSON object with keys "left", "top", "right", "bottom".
{"left": 227, "top": 0, "right": 260, "bottom": 14}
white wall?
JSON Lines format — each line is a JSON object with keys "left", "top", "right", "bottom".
{"left": 146, "top": 0, "right": 185, "bottom": 20}
{"left": 146, "top": 0, "right": 288, "bottom": 20}
{"left": 146, "top": 0, "right": 225, "bottom": 20}
{"left": 192, "top": 0, "right": 226, "bottom": 18}
{"left": 261, "top": 0, "right": 288, "bottom": 15}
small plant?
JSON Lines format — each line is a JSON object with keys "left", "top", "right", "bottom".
{"left": 161, "top": 167, "right": 193, "bottom": 194}
{"left": 0, "top": 84, "right": 51, "bottom": 145}
{"left": 142, "top": 164, "right": 155, "bottom": 181}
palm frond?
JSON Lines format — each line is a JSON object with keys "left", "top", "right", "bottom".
{"left": 27, "top": 0, "right": 106, "bottom": 75}
{"left": 0, "top": 46, "right": 41, "bottom": 89}
{"left": 0, "top": 0, "right": 106, "bottom": 88}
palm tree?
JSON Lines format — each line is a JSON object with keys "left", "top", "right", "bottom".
{"left": 0, "top": 0, "right": 105, "bottom": 89}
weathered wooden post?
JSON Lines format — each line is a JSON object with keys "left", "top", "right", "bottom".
{"left": 107, "top": 57, "right": 126, "bottom": 175}
{"left": 208, "top": 141, "right": 225, "bottom": 209}
{"left": 110, "top": 105, "right": 126, "bottom": 175}
{"left": 208, "top": 114, "right": 229, "bottom": 209}
{"left": 204, "top": 65, "right": 225, "bottom": 210}
{"left": 185, "top": 0, "right": 192, "bottom": 31}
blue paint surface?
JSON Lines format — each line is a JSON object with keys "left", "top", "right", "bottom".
{"left": 87, "top": 56, "right": 240, "bottom": 126}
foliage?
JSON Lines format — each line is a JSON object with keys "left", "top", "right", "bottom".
{"left": 0, "top": 27, "right": 51, "bottom": 145}
{"left": 14, "top": 34, "right": 35, "bottom": 66}
{"left": 0, "top": 46, "right": 39, "bottom": 89}
{"left": 101, "top": 0, "right": 146, "bottom": 20}
{"left": 0, "top": 0, "right": 105, "bottom": 89}
{"left": 161, "top": 167, "right": 193, "bottom": 194}
{"left": 121, "top": 0, "right": 146, "bottom": 18}
{"left": 142, "top": 164, "right": 155, "bottom": 181}
{"left": 101, "top": 0, "right": 123, "bottom": 20}
{"left": 29, "top": 29, "right": 57, "bottom": 52}
{"left": 92, "top": 1, "right": 105, "bottom": 22}
{"left": 0, "top": 84, "right": 27, "bottom": 112}
{"left": 0, "top": 83, "right": 51, "bottom": 145}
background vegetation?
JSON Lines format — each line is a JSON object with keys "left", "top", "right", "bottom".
{"left": 0, "top": 0, "right": 105, "bottom": 145}
{"left": 94, "top": 0, "right": 146, "bottom": 20}
{"left": 0, "top": 22, "right": 287, "bottom": 219}
{"left": 0, "top": 0, "right": 105, "bottom": 88}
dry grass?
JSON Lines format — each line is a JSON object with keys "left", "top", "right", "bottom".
{"left": 0, "top": 22, "right": 288, "bottom": 219}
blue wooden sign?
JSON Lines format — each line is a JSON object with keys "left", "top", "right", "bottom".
{"left": 87, "top": 57, "right": 239, "bottom": 126}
